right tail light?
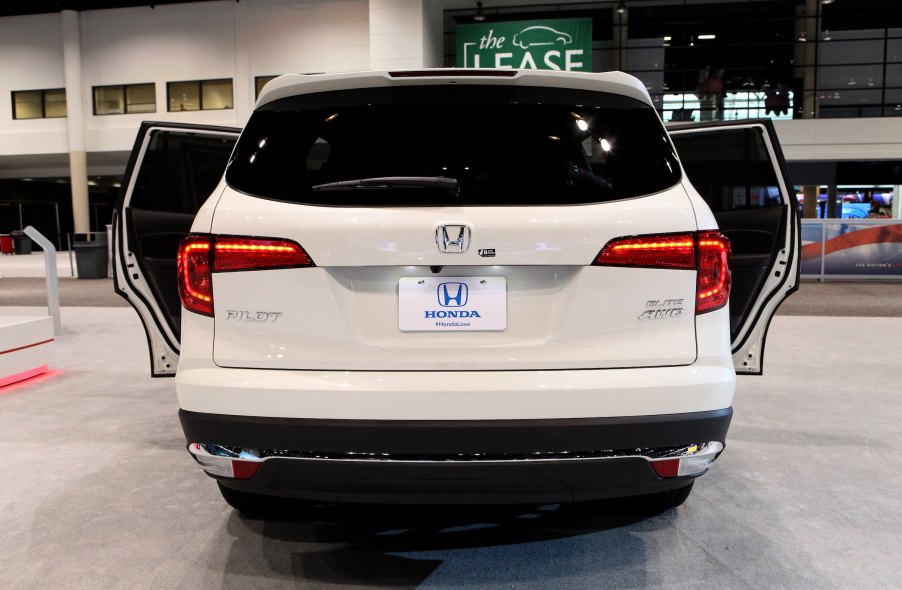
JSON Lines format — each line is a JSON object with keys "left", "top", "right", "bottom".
{"left": 594, "top": 231, "right": 731, "bottom": 315}
{"left": 177, "top": 234, "right": 315, "bottom": 318}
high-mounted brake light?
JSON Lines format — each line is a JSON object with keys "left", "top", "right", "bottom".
{"left": 388, "top": 69, "right": 517, "bottom": 78}
{"left": 593, "top": 231, "right": 731, "bottom": 315}
{"left": 177, "top": 235, "right": 315, "bottom": 317}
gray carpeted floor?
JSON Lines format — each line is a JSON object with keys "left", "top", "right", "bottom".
{"left": 0, "top": 306, "right": 899, "bottom": 588}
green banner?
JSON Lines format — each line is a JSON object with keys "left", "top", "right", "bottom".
{"left": 456, "top": 18, "right": 592, "bottom": 72}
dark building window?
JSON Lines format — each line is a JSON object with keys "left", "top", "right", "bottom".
{"left": 93, "top": 83, "right": 156, "bottom": 115}
{"left": 12, "top": 89, "right": 66, "bottom": 119}
{"left": 255, "top": 76, "right": 279, "bottom": 99}
{"left": 167, "top": 79, "right": 233, "bottom": 112}
{"left": 446, "top": 0, "right": 902, "bottom": 120}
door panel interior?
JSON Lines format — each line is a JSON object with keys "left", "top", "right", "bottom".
{"left": 124, "top": 129, "right": 237, "bottom": 340}
{"left": 670, "top": 126, "right": 787, "bottom": 341}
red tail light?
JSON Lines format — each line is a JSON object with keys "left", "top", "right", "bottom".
{"left": 594, "top": 233, "right": 696, "bottom": 270}
{"left": 178, "top": 235, "right": 214, "bottom": 317}
{"left": 695, "top": 231, "right": 731, "bottom": 314}
{"left": 213, "top": 237, "right": 313, "bottom": 272}
{"left": 177, "top": 235, "right": 315, "bottom": 317}
{"left": 594, "top": 231, "right": 731, "bottom": 315}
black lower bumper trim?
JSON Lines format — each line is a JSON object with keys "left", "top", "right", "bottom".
{"left": 179, "top": 408, "right": 732, "bottom": 455}
{"left": 180, "top": 408, "right": 731, "bottom": 504}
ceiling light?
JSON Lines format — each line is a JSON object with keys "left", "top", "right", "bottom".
{"left": 663, "top": 36, "right": 672, "bottom": 42}
{"left": 576, "top": 119, "right": 588, "bottom": 131}
{"left": 474, "top": 1, "right": 486, "bottom": 22}
{"left": 616, "top": 1, "right": 627, "bottom": 14}
{"left": 698, "top": 34, "right": 716, "bottom": 40}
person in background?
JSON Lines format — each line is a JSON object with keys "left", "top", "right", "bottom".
{"left": 868, "top": 199, "right": 889, "bottom": 218}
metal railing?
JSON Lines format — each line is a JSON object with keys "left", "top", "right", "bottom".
{"left": 22, "top": 226, "right": 61, "bottom": 335}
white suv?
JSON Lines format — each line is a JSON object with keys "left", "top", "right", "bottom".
{"left": 114, "top": 70, "right": 799, "bottom": 512}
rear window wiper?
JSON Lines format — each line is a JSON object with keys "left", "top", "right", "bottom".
{"left": 312, "top": 176, "right": 459, "bottom": 195}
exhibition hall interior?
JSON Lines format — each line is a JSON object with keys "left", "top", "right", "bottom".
{"left": 1, "top": 0, "right": 900, "bottom": 588}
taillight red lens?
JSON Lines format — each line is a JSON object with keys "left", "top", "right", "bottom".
{"left": 213, "top": 237, "right": 313, "bottom": 272}
{"left": 593, "top": 230, "right": 731, "bottom": 316}
{"left": 177, "top": 235, "right": 315, "bottom": 317}
{"left": 177, "top": 235, "right": 214, "bottom": 317}
{"left": 696, "top": 231, "right": 731, "bottom": 314}
{"left": 594, "top": 233, "right": 696, "bottom": 269}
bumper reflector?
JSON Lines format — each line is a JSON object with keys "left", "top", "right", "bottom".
{"left": 649, "top": 441, "right": 724, "bottom": 478}
{"left": 188, "top": 443, "right": 262, "bottom": 480}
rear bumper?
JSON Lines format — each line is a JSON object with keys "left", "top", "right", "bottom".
{"left": 181, "top": 408, "right": 731, "bottom": 504}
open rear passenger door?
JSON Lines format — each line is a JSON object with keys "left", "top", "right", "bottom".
{"left": 113, "top": 122, "right": 239, "bottom": 376}
{"left": 669, "top": 120, "right": 800, "bottom": 375}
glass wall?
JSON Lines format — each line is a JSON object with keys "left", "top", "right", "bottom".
{"left": 445, "top": 0, "right": 902, "bottom": 121}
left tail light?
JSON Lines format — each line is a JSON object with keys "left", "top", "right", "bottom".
{"left": 178, "top": 236, "right": 214, "bottom": 317}
{"left": 177, "top": 234, "right": 315, "bottom": 317}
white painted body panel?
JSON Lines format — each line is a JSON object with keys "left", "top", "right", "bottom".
{"left": 210, "top": 185, "right": 696, "bottom": 267}
{"left": 178, "top": 307, "right": 734, "bottom": 420}
{"left": 209, "top": 185, "right": 699, "bottom": 371}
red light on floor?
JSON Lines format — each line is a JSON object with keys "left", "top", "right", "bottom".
{"left": 231, "top": 459, "right": 261, "bottom": 480}
{"left": 0, "top": 365, "right": 50, "bottom": 389}
{"left": 650, "top": 458, "right": 680, "bottom": 478}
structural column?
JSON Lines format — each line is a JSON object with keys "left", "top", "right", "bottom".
{"left": 794, "top": 0, "right": 820, "bottom": 119}
{"left": 61, "top": 10, "right": 90, "bottom": 234}
{"left": 233, "top": 0, "right": 253, "bottom": 123}
{"left": 613, "top": 6, "right": 628, "bottom": 72}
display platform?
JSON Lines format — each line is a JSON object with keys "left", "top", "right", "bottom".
{"left": 0, "top": 316, "right": 53, "bottom": 388}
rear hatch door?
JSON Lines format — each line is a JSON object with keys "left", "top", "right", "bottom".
{"left": 209, "top": 82, "right": 701, "bottom": 372}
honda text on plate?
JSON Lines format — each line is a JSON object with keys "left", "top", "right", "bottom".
{"left": 114, "top": 69, "right": 799, "bottom": 513}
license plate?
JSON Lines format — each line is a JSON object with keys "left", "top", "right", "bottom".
{"left": 399, "top": 277, "right": 507, "bottom": 331}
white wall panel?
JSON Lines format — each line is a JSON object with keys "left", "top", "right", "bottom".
{"left": 774, "top": 118, "right": 902, "bottom": 161}
{"left": 0, "top": 14, "right": 67, "bottom": 156}
{"left": 370, "top": 0, "right": 424, "bottom": 69}
{"left": 246, "top": 0, "right": 369, "bottom": 79}
{"left": 422, "top": 0, "right": 444, "bottom": 68}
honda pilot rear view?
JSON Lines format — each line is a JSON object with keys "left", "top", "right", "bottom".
{"left": 114, "top": 70, "right": 799, "bottom": 512}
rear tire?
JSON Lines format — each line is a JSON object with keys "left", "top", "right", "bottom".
{"left": 218, "top": 483, "right": 273, "bottom": 515}
{"left": 217, "top": 483, "right": 313, "bottom": 518}
{"left": 632, "top": 481, "right": 693, "bottom": 514}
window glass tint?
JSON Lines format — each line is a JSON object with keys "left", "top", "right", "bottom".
{"left": 43, "top": 89, "right": 67, "bottom": 118}
{"left": 201, "top": 79, "right": 233, "bottom": 110}
{"left": 95, "top": 86, "right": 124, "bottom": 115}
{"left": 671, "top": 127, "right": 783, "bottom": 211}
{"left": 226, "top": 86, "right": 681, "bottom": 206}
{"left": 126, "top": 83, "right": 156, "bottom": 113}
{"left": 13, "top": 90, "right": 42, "bottom": 119}
{"left": 168, "top": 81, "right": 200, "bottom": 112}
{"left": 130, "top": 130, "right": 236, "bottom": 213}
{"left": 255, "top": 75, "right": 278, "bottom": 99}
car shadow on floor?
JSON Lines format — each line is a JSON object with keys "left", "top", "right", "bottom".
{"left": 219, "top": 497, "right": 673, "bottom": 587}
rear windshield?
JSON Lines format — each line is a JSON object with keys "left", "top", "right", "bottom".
{"left": 226, "top": 85, "right": 681, "bottom": 206}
